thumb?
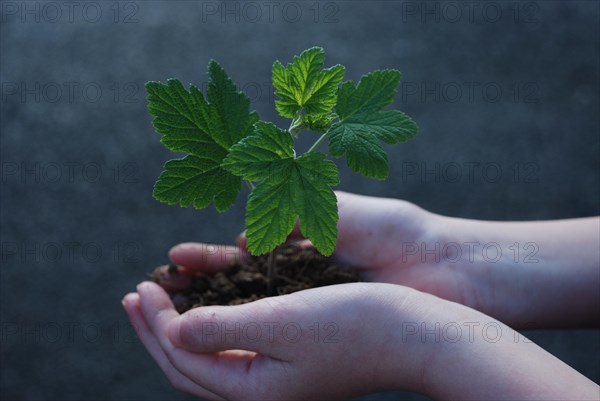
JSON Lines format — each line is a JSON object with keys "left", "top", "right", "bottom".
{"left": 167, "top": 298, "right": 298, "bottom": 361}
{"left": 169, "top": 243, "right": 246, "bottom": 274}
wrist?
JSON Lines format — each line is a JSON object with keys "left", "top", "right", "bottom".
{"left": 422, "top": 311, "right": 600, "bottom": 400}
{"left": 428, "top": 214, "right": 527, "bottom": 324}
{"left": 374, "top": 287, "right": 555, "bottom": 398}
{"left": 395, "top": 293, "right": 525, "bottom": 398}
{"left": 368, "top": 287, "right": 460, "bottom": 394}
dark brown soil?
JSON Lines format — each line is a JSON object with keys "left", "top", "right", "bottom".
{"left": 151, "top": 243, "right": 362, "bottom": 314}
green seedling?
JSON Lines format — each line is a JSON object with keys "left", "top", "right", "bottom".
{"left": 146, "top": 46, "right": 417, "bottom": 260}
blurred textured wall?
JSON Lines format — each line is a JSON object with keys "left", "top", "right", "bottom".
{"left": 1, "top": 1, "right": 598, "bottom": 400}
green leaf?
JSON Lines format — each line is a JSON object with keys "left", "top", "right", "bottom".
{"left": 153, "top": 155, "right": 240, "bottom": 212}
{"left": 222, "top": 121, "right": 294, "bottom": 182}
{"left": 146, "top": 60, "right": 258, "bottom": 211}
{"left": 148, "top": 51, "right": 420, "bottom": 257}
{"left": 206, "top": 60, "right": 260, "bottom": 148}
{"left": 328, "top": 70, "right": 418, "bottom": 179}
{"left": 303, "top": 113, "right": 334, "bottom": 133}
{"left": 273, "top": 47, "right": 345, "bottom": 118}
{"left": 146, "top": 80, "right": 222, "bottom": 157}
{"left": 335, "top": 70, "right": 402, "bottom": 119}
{"left": 242, "top": 151, "right": 340, "bottom": 256}
{"left": 292, "top": 153, "right": 339, "bottom": 256}
{"left": 224, "top": 119, "right": 340, "bottom": 255}
{"left": 245, "top": 177, "right": 297, "bottom": 256}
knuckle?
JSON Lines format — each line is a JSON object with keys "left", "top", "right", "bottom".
{"left": 178, "top": 315, "right": 204, "bottom": 347}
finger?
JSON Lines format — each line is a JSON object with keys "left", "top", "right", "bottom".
{"left": 169, "top": 243, "right": 245, "bottom": 274}
{"left": 235, "top": 231, "right": 247, "bottom": 249}
{"left": 331, "top": 190, "right": 374, "bottom": 266}
{"left": 122, "top": 292, "right": 223, "bottom": 400}
{"left": 136, "top": 282, "right": 262, "bottom": 397}
{"left": 295, "top": 239, "right": 313, "bottom": 250}
{"left": 136, "top": 281, "right": 186, "bottom": 347}
{"left": 287, "top": 223, "right": 304, "bottom": 241}
{"left": 167, "top": 296, "right": 295, "bottom": 361}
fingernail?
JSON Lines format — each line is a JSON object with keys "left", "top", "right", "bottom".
{"left": 168, "top": 244, "right": 181, "bottom": 257}
{"left": 136, "top": 282, "right": 150, "bottom": 294}
{"left": 236, "top": 232, "right": 247, "bottom": 248}
{"left": 121, "top": 293, "right": 136, "bottom": 308}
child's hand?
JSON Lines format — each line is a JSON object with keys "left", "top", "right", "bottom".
{"left": 123, "top": 281, "right": 439, "bottom": 400}
{"left": 170, "top": 191, "right": 600, "bottom": 328}
{"left": 169, "top": 191, "right": 480, "bottom": 316}
{"left": 123, "top": 280, "right": 599, "bottom": 400}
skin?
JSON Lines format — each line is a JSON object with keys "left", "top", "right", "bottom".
{"left": 123, "top": 191, "right": 600, "bottom": 400}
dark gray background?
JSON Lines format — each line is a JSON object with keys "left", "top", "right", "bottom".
{"left": 1, "top": 1, "right": 599, "bottom": 400}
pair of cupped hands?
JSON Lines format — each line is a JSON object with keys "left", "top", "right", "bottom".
{"left": 122, "top": 191, "right": 600, "bottom": 400}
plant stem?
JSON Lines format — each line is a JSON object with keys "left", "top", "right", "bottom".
{"left": 245, "top": 180, "right": 255, "bottom": 191}
{"left": 288, "top": 118, "right": 304, "bottom": 138}
{"left": 307, "top": 132, "right": 329, "bottom": 153}
{"left": 266, "top": 247, "right": 277, "bottom": 296}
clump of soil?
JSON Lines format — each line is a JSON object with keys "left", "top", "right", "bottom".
{"left": 151, "top": 243, "right": 362, "bottom": 314}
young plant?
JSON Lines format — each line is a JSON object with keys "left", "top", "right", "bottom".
{"left": 146, "top": 47, "right": 417, "bottom": 259}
